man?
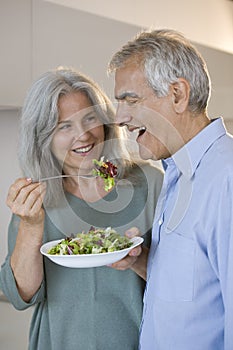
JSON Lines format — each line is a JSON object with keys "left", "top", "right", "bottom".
{"left": 108, "top": 29, "right": 233, "bottom": 350}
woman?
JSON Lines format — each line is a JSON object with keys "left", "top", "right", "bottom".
{"left": 0, "top": 67, "right": 163, "bottom": 350}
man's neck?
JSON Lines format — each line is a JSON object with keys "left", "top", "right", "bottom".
{"left": 177, "top": 111, "right": 210, "bottom": 146}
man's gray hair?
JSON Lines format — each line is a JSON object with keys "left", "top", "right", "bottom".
{"left": 109, "top": 29, "right": 211, "bottom": 114}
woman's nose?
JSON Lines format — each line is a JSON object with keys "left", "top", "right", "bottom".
{"left": 72, "top": 123, "right": 90, "bottom": 141}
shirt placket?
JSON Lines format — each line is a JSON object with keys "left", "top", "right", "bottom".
{"left": 154, "top": 162, "right": 178, "bottom": 241}
{"left": 140, "top": 162, "right": 179, "bottom": 345}
{"left": 146, "top": 162, "right": 179, "bottom": 285}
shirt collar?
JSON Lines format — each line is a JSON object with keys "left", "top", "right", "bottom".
{"left": 163, "top": 118, "right": 227, "bottom": 179}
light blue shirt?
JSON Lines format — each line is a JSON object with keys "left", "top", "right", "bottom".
{"left": 140, "top": 118, "right": 233, "bottom": 350}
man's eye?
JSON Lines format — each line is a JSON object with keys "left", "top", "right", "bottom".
{"left": 126, "top": 98, "right": 138, "bottom": 105}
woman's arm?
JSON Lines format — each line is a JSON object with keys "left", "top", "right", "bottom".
{"left": 7, "top": 178, "right": 46, "bottom": 302}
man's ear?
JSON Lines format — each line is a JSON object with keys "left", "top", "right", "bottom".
{"left": 171, "top": 78, "right": 190, "bottom": 114}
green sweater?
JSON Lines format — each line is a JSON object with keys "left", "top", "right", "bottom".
{"left": 0, "top": 164, "right": 163, "bottom": 350}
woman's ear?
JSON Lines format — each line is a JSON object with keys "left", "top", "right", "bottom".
{"left": 171, "top": 78, "right": 190, "bottom": 114}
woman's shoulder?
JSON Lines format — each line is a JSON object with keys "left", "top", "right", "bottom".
{"left": 124, "top": 160, "right": 163, "bottom": 190}
{"left": 138, "top": 160, "right": 163, "bottom": 173}
{"left": 131, "top": 161, "right": 163, "bottom": 178}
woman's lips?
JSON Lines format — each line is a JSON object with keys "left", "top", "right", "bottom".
{"left": 72, "top": 144, "right": 94, "bottom": 154}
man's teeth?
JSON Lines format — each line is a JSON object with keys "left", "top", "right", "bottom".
{"left": 139, "top": 127, "right": 146, "bottom": 132}
{"left": 132, "top": 126, "right": 146, "bottom": 133}
{"left": 73, "top": 145, "right": 93, "bottom": 153}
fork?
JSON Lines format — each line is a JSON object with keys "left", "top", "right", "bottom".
{"left": 31, "top": 174, "right": 95, "bottom": 183}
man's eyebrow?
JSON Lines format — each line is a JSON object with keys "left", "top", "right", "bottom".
{"left": 115, "top": 92, "right": 139, "bottom": 101}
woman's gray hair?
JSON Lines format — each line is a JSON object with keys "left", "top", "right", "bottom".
{"left": 19, "top": 67, "right": 132, "bottom": 207}
{"left": 108, "top": 29, "right": 211, "bottom": 114}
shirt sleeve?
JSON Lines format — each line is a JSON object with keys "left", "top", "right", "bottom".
{"left": 0, "top": 214, "right": 45, "bottom": 310}
{"left": 207, "top": 173, "right": 233, "bottom": 349}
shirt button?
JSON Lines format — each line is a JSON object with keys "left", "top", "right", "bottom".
{"left": 158, "top": 218, "right": 163, "bottom": 225}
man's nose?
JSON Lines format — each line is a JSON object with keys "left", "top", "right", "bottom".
{"left": 115, "top": 103, "right": 131, "bottom": 126}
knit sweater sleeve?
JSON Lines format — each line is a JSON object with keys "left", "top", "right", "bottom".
{"left": 0, "top": 214, "right": 45, "bottom": 310}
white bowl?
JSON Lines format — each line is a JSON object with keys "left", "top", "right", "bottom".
{"left": 40, "top": 236, "right": 144, "bottom": 268}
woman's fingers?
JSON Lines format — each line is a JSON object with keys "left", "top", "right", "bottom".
{"left": 30, "top": 184, "right": 47, "bottom": 212}
{"left": 124, "top": 227, "right": 141, "bottom": 238}
{"left": 6, "top": 178, "right": 46, "bottom": 219}
{"left": 6, "top": 178, "right": 32, "bottom": 205}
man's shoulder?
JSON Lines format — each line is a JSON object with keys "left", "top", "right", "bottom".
{"left": 215, "top": 133, "right": 233, "bottom": 165}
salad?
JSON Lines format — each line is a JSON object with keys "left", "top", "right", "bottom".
{"left": 92, "top": 157, "right": 118, "bottom": 191}
{"left": 47, "top": 227, "right": 133, "bottom": 255}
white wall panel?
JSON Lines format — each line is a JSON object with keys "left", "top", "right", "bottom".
{"left": 0, "top": 110, "right": 21, "bottom": 265}
{"left": 46, "top": 0, "right": 233, "bottom": 54}
{"left": 0, "top": 1, "right": 31, "bottom": 107}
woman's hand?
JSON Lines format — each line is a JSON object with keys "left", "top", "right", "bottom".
{"left": 6, "top": 177, "right": 46, "bottom": 226}
{"left": 109, "top": 227, "right": 148, "bottom": 281}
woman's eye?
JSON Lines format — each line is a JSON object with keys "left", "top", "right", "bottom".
{"left": 84, "top": 114, "right": 98, "bottom": 123}
{"left": 58, "top": 123, "right": 72, "bottom": 130}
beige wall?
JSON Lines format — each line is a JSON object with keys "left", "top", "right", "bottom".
{"left": 1, "top": 0, "right": 233, "bottom": 117}
{"left": 225, "top": 119, "right": 233, "bottom": 134}
{"left": 46, "top": 0, "right": 233, "bottom": 55}
{"left": 0, "top": 110, "right": 21, "bottom": 265}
